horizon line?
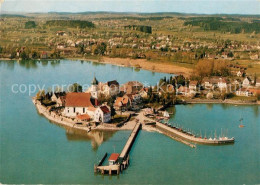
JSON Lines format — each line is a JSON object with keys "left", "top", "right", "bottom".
{"left": 1, "top": 11, "right": 260, "bottom": 16}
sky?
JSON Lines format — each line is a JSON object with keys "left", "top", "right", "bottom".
{"left": 0, "top": 0, "right": 260, "bottom": 15}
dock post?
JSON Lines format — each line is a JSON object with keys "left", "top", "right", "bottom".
{"left": 94, "top": 164, "right": 97, "bottom": 173}
{"left": 101, "top": 169, "right": 104, "bottom": 175}
{"left": 109, "top": 169, "right": 112, "bottom": 176}
{"left": 117, "top": 165, "right": 120, "bottom": 175}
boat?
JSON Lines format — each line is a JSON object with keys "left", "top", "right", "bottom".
{"left": 239, "top": 118, "right": 245, "bottom": 128}
{"left": 163, "top": 111, "right": 170, "bottom": 119}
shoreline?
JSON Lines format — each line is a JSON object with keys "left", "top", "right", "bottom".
{"left": 33, "top": 97, "right": 239, "bottom": 148}
{"left": 32, "top": 98, "right": 159, "bottom": 133}
{"left": 1, "top": 56, "right": 193, "bottom": 77}
{"left": 184, "top": 99, "right": 260, "bottom": 105}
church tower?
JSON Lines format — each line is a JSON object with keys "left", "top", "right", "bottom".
{"left": 91, "top": 75, "right": 98, "bottom": 99}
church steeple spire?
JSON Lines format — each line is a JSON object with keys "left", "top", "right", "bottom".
{"left": 92, "top": 73, "right": 98, "bottom": 85}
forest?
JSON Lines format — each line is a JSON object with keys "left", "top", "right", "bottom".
{"left": 124, "top": 25, "right": 152, "bottom": 33}
{"left": 45, "top": 20, "right": 95, "bottom": 28}
{"left": 183, "top": 17, "right": 260, "bottom": 33}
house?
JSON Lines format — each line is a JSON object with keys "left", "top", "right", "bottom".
{"left": 41, "top": 51, "right": 48, "bottom": 59}
{"left": 207, "top": 54, "right": 216, "bottom": 59}
{"left": 51, "top": 92, "right": 66, "bottom": 107}
{"left": 236, "top": 70, "right": 245, "bottom": 77}
{"left": 217, "top": 78, "right": 227, "bottom": 90}
{"left": 129, "top": 93, "right": 142, "bottom": 104}
{"left": 56, "top": 31, "right": 66, "bottom": 36}
{"left": 242, "top": 77, "right": 251, "bottom": 88}
{"left": 189, "top": 81, "right": 198, "bottom": 91}
{"left": 114, "top": 95, "right": 132, "bottom": 111}
{"left": 99, "top": 80, "right": 119, "bottom": 96}
{"left": 236, "top": 88, "right": 251, "bottom": 97}
{"left": 250, "top": 54, "right": 259, "bottom": 60}
{"left": 139, "top": 87, "right": 149, "bottom": 98}
{"left": 248, "top": 88, "right": 260, "bottom": 96}
{"left": 108, "top": 153, "right": 119, "bottom": 165}
{"left": 76, "top": 114, "right": 91, "bottom": 122}
{"left": 177, "top": 86, "right": 190, "bottom": 96}
{"left": 57, "top": 43, "right": 66, "bottom": 49}
{"left": 120, "top": 81, "right": 143, "bottom": 94}
{"left": 221, "top": 52, "right": 229, "bottom": 59}
{"left": 63, "top": 92, "right": 94, "bottom": 117}
{"left": 94, "top": 106, "right": 111, "bottom": 123}
{"left": 202, "top": 77, "right": 218, "bottom": 89}
{"left": 202, "top": 78, "right": 213, "bottom": 89}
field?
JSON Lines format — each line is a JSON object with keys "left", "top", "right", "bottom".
{"left": 0, "top": 12, "right": 260, "bottom": 77}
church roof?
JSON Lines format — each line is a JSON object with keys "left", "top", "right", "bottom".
{"left": 65, "top": 92, "right": 93, "bottom": 107}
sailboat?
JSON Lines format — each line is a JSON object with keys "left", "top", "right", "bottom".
{"left": 239, "top": 118, "right": 245, "bottom": 128}
{"left": 163, "top": 111, "right": 170, "bottom": 119}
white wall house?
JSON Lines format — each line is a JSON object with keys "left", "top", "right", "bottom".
{"left": 242, "top": 77, "right": 251, "bottom": 88}
{"left": 94, "top": 106, "right": 111, "bottom": 123}
{"left": 217, "top": 78, "right": 227, "bottom": 90}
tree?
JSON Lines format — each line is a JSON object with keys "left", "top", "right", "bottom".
{"left": 110, "top": 105, "right": 116, "bottom": 118}
{"left": 25, "top": 21, "right": 36, "bottom": 29}
{"left": 32, "top": 51, "right": 38, "bottom": 59}
{"left": 195, "top": 60, "right": 214, "bottom": 79}
{"left": 254, "top": 73, "right": 257, "bottom": 86}
{"left": 175, "top": 75, "right": 186, "bottom": 86}
{"left": 20, "top": 51, "right": 28, "bottom": 60}
{"left": 95, "top": 42, "right": 107, "bottom": 55}
{"left": 69, "top": 83, "right": 82, "bottom": 92}
{"left": 36, "top": 90, "right": 45, "bottom": 100}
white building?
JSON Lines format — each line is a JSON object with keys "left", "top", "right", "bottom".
{"left": 217, "top": 78, "right": 227, "bottom": 90}
{"left": 63, "top": 92, "right": 111, "bottom": 123}
{"left": 242, "top": 77, "right": 251, "bottom": 88}
{"left": 94, "top": 106, "right": 111, "bottom": 123}
{"left": 63, "top": 92, "right": 94, "bottom": 117}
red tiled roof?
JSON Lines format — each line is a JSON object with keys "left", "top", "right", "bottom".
{"left": 114, "top": 97, "right": 123, "bottom": 107}
{"left": 100, "top": 106, "right": 110, "bottom": 114}
{"left": 108, "top": 153, "right": 119, "bottom": 161}
{"left": 65, "top": 93, "right": 93, "bottom": 107}
{"left": 248, "top": 88, "right": 260, "bottom": 94}
{"left": 76, "top": 114, "right": 91, "bottom": 121}
{"left": 189, "top": 81, "right": 198, "bottom": 86}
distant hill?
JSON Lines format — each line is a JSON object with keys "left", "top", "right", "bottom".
{"left": 0, "top": 14, "right": 27, "bottom": 18}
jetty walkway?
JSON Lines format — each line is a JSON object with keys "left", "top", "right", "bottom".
{"left": 155, "top": 121, "right": 235, "bottom": 145}
{"left": 94, "top": 122, "right": 141, "bottom": 175}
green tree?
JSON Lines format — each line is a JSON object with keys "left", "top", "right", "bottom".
{"left": 25, "top": 21, "right": 36, "bottom": 29}
{"left": 32, "top": 51, "right": 38, "bottom": 59}
{"left": 69, "top": 83, "right": 82, "bottom": 92}
{"left": 110, "top": 105, "right": 116, "bottom": 118}
{"left": 20, "top": 51, "right": 28, "bottom": 60}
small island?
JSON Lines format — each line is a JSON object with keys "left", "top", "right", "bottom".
{"left": 32, "top": 73, "right": 260, "bottom": 148}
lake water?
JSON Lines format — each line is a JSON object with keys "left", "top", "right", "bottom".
{"left": 0, "top": 60, "right": 260, "bottom": 184}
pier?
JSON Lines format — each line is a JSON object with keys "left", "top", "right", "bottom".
{"left": 94, "top": 122, "right": 141, "bottom": 175}
{"left": 156, "top": 121, "right": 235, "bottom": 145}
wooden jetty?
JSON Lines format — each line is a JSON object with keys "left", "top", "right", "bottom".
{"left": 94, "top": 122, "right": 141, "bottom": 175}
